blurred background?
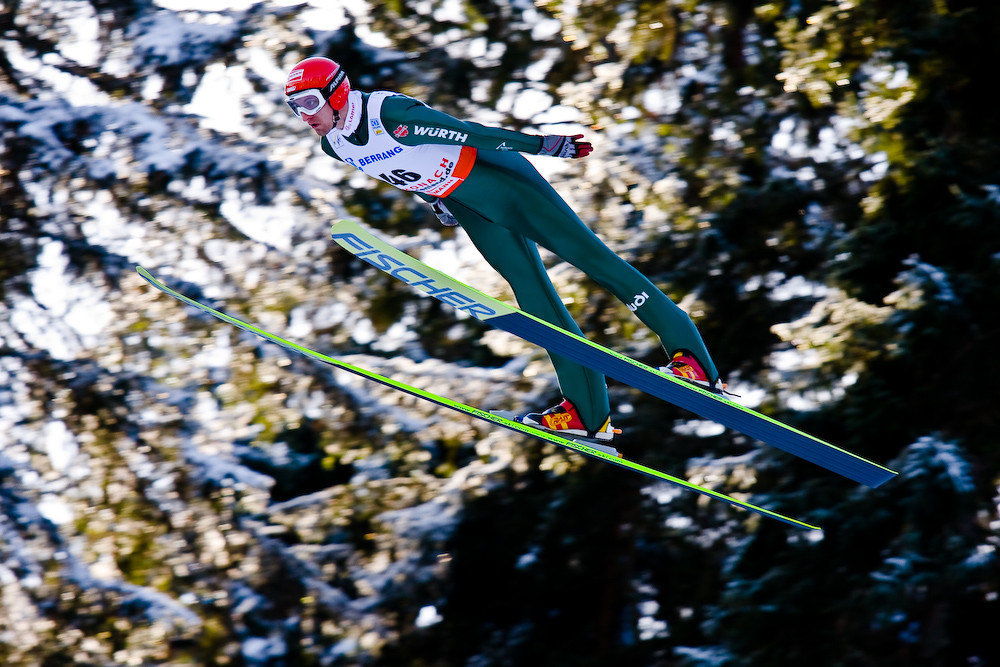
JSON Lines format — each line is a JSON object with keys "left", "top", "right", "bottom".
{"left": 1, "top": 0, "right": 999, "bottom": 665}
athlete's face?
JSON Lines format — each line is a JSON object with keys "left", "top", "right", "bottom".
{"left": 300, "top": 100, "right": 337, "bottom": 136}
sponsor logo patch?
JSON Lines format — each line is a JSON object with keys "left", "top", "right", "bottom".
{"left": 414, "top": 126, "right": 469, "bottom": 143}
{"left": 284, "top": 69, "right": 304, "bottom": 93}
{"left": 393, "top": 124, "right": 409, "bottom": 138}
{"left": 544, "top": 413, "right": 574, "bottom": 429}
{"left": 628, "top": 292, "right": 649, "bottom": 312}
{"left": 343, "top": 146, "right": 405, "bottom": 168}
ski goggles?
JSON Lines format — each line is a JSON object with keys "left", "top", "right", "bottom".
{"left": 286, "top": 89, "right": 328, "bottom": 118}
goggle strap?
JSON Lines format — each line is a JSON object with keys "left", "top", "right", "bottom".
{"left": 323, "top": 68, "right": 346, "bottom": 100}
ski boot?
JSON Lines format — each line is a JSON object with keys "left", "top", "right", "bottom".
{"left": 662, "top": 351, "right": 729, "bottom": 396}
{"left": 516, "top": 398, "right": 622, "bottom": 457}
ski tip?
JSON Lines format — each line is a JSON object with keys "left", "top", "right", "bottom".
{"left": 135, "top": 266, "right": 164, "bottom": 289}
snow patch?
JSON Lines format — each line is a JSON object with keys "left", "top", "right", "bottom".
{"left": 9, "top": 239, "right": 114, "bottom": 360}
{"left": 186, "top": 63, "right": 255, "bottom": 135}
{"left": 415, "top": 604, "right": 443, "bottom": 628}
{"left": 895, "top": 436, "right": 974, "bottom": 494}
{"left": 220, "top": 190, "right": 299, "bottom": 252}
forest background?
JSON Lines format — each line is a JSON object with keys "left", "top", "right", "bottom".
{"left": 1, "top": 0, "right": 999, "bottom": 665}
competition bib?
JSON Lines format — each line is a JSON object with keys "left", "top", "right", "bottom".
{"left": 328, "top": 91, "right": 477, "bottom": 198}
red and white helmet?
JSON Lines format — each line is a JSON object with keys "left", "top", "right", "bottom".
{"left": 284, "top": 56, "right": 351, "bottom": 117}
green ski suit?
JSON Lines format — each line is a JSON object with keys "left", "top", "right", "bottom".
{"left": 321, "top": 91, "right": 719, "bottom": 431}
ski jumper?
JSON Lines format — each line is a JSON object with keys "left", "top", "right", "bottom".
{"left": 321, "top": 90, "right": 719, "bottom": 431}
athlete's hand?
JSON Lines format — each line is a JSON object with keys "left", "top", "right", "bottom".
{"left": 538, "top": 134, "right": 593, "bottom": 159}
{"left": 429, "top": 198, "right": 459, "bottom": 227}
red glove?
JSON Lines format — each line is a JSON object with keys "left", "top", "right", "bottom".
{"left": 538, "top": 134, "right": 593, "bottom": 159}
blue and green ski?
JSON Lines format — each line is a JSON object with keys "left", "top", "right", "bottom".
{"left": 136, "top": 266, "right": 818, "bottom": 530}
{"left": 330, "top": 219, "right": 896, "bottom": 489}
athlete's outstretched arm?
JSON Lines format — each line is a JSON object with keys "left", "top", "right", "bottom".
{"left": 380, "top": 96, "right": 590, "bottom": 157}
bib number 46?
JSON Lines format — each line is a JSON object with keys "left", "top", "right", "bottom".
{"left": 379, "top": 169, "right": 421, "bottom": 186}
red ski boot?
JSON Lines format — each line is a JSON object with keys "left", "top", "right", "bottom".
{"left": 517, "top": 398, "right": 621, "bottom": 456}
{"left": 663, "top": 351, "right": 728, "bottom": 396}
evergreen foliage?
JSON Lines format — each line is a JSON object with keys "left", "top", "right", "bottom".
{"left": 1, "top": 0, "right": 998, "bottom": 665}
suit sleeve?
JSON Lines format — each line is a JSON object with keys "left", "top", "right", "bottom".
{"left": 379, "top": 95, "right": 545, "bottom": 154}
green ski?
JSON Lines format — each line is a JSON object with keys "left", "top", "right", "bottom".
{"left": 136, "top": 266, "right": 819, "bottom": 530}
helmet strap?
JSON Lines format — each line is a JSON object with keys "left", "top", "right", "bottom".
{"left": 324, "top": 68, "right": 347, "bottom": 126}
